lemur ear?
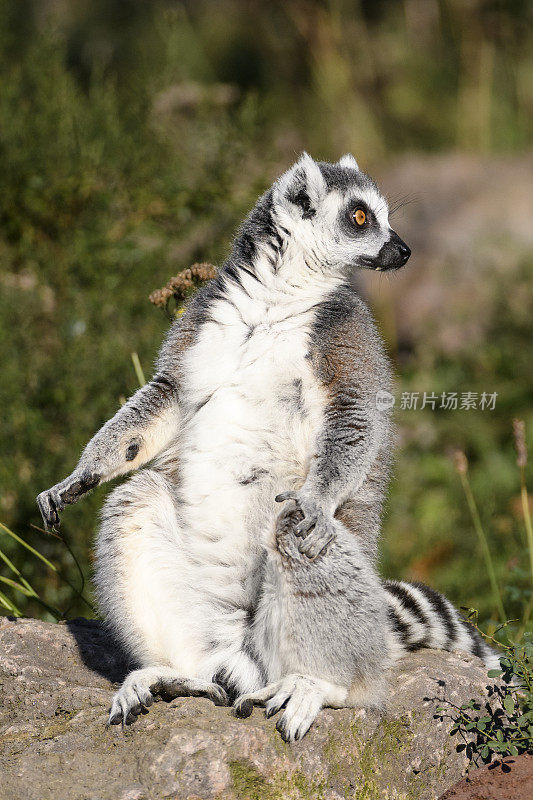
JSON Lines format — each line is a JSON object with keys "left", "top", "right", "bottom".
{"left": 274, "top": 152, "right": 326, "bottom": 220}
{"left": 337, "top": 153, "right": 359, "bottom": 171}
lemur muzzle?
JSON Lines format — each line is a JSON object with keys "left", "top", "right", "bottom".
{"left": 375, "top": 230, "right": 411, "bottom": 270}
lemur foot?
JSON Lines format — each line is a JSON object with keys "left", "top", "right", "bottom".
{"left": 275, "top": 491, "right": 336, "bottom": 559}
{"left": 234, "top": 674, "right": 336, "bottom": 742}
{"left": 107, "top": 667, "right": 228, "bottom": 727}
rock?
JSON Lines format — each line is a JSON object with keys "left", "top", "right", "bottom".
{"left": 439, "top": 754, "right": 533, "bottom": 799}
{"left": 0, "top": 616, "right": 498, "bottom": 800}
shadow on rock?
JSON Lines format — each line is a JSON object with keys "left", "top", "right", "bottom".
{"left": 66, "top": 617, "right": 133, "bottom": 684}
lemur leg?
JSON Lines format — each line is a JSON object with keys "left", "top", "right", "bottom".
{"left": 108, "top": 667, "right": 227, "bottom": 726}
{"left": 96, "top": 469, "right": 261, "bottom": 725}
{"left": 233, "top": 504, "right": 392, "bottom": 741}
{"left": 37, "top": 374, "right": 178, "bottom": 528}
{"left": 235, "top": 675, "right": 349, "bottom": 742}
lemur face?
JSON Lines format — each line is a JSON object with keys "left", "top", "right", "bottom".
{"left": 273, "top": 153, "right": 410, "bottom": 276}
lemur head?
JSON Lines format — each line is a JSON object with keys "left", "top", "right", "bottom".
{"left": 271, "top": 152, "right": 410, "bottom": 276}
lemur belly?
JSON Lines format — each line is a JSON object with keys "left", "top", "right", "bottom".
{"left": 108, "top": 293, "right": 330, "bottom": 681}
{"left": 174, "top": 300, "right": 324, "bottom": 594}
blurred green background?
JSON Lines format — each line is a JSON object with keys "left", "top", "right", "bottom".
{"left": 0, "top": 0, "right": 532, "bottom": 631}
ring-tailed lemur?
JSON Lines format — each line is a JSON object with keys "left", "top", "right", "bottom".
{"left": 37, "top": 153, "right": 497, "bottom": 740}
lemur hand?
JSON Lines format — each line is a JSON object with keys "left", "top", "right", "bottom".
{"left": 37, "top": 470, "right": 100, "bottom": 529}
{"left": 275, "top": 490, "right": 336, "bottom": 559}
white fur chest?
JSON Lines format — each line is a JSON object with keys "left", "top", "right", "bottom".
{"left": 180, "top": 292, "right": 324, "bottom": 484}
{"left": 170, "top": 285, "right": 327, "bottom": 560}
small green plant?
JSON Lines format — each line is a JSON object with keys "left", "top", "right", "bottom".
{"left": 514, "top": 418, "right": 533, "bottom": 638}
{"left": 450, "top": 418, "right": 533, "bottom": 638}
{"left": 437, "top": 421, "right": 533, "bottom": 766}
{"left": 452, "top": 450, "right": 507, "bottom": 623}
{"left": 0, "top": 349, "right": 151, "bottom": 619}
{"left": 0, "top": 521, "right": 95, "bottom": 620}
{"left": 437, "top": 626, "right": 533, "bottom": 767}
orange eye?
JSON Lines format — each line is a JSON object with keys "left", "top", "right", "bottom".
{"left": 353, "top": 208, "right": 366, "bottom": 226}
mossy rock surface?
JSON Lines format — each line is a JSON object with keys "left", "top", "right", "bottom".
{"left": 0, "top": 616, "right": 495, "bottom": 799}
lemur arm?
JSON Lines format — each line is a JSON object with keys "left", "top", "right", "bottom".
{"left": 37, "top": 312, "right": 198, "bottom": 529}
{"left": 277, "top": 292, "right": 392, "bottom": 558}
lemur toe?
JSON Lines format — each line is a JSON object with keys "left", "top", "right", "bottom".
{"left": 37, "top": 490, "right": 62, "bottom": 529}
{"left": 275, "top": 705, "right": 316, "bottom": 743}
{"left": 234, "top": 698, "right": 254, "bottom": 718}
{"left": 294, "top": 717, "right": 314, "bottom": 741}
{"left": 180, "top": 678, "right": 228, "bottom": 706}
{"left": 295, "top": 517, "right": 316, "bottom": 536}
{"left": 135, "top": 688, "right": 153, "bottom": 709}
{"left": 208, "top": 684, "right": 229, "bottom": 706}
{"left": 107, "top": 698, "right": 130, "bottom": 728}
{"left": 106, "top": 708, "right": 121, "bottom": 727}
{"left": 275, "top": 716, "right": 292, "bottom": 742}
{"left": 298, "top": 529, "right": 334, "bottom": 559}
{"left": 107, "top": 681, "right": 154, "bottom": 729}
{"left": 265, "top": 691, "right": 291, "bottom": 717}
{"left": 275, "top": 491, "right": 298, "bottom": 503}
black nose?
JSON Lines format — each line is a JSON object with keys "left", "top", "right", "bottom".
{"left": 376, "top": 230, "right": 411, "bottom": 270}
{"left": 396, "top": 239, "right": 411, "bottom": 264}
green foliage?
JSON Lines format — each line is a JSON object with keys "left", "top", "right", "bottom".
{"left": 381, "top": 260, "right": 533, "bottom": 632}
{"left": 437, "top": 630, "right": 533, "bottom": 766}
{"left": 0, "top": 0, "right": 532, "bottom": 621}
{"left": 0, "top": 2, "right": 267, "bottom": 617}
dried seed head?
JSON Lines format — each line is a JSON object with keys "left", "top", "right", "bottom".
{"left": 149, "top": 263, "right": 217, "bottom": 312}
{"left": 513, "top": 418, "right": 528, "bottom": 468}
{"left": 453, "top": 450, "right": 469, "bottom": 475}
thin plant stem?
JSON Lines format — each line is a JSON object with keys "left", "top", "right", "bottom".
{"left": 516, "top": 471, "right": 533, "bottom": 639}
{"left": 0, "top": 575, "right": 62, "bottom": 619}
{"left": 0, "top": 588, "right": 22, "bottom": 616}
{"left": 459, "top": 472, "right": 507, "bottom": 623}
{"left": 0, "top": 540, "right": 64, "bottom": 619}
{"left": 519, "top": 466, "right": 533, "bottom": 589}
{"left": 517, "top": 596, "right": 533, "bottom": 641}
{"left": 131, "top": 351, "right": 146, "bottom": 387}
{"left": 0, "top": 576, "right": 33, "bottom": 596}
{"left": 1, "top": 523, "right": 95, "bottom": 616}
{"left": 30, "top": 524, "right": 96, "bottom": 615}
{"left": 0, "top": 522, "right": 57, "bottom": 571}
{"left": 513, "top": 420, "right": 532, "bottom": 638}
{"left": 0, "top": 545, "right": 37, "bottom": 594}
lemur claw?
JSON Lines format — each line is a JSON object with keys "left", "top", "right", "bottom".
{"left": 265, "top": 692, "right": 290, "bottom": 717}
{"left": 205, "top": 683, "right": 229, "bottom": 706}
{"left": 275, "top": 491, "right": 298, "bottom": 503}
{"left": 276, "top": 716, "right": 291, "bottom": 742}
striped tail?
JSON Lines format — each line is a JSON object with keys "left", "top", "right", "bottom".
{"left": 384, "top": 580, "right": 500, "bottom": 671}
